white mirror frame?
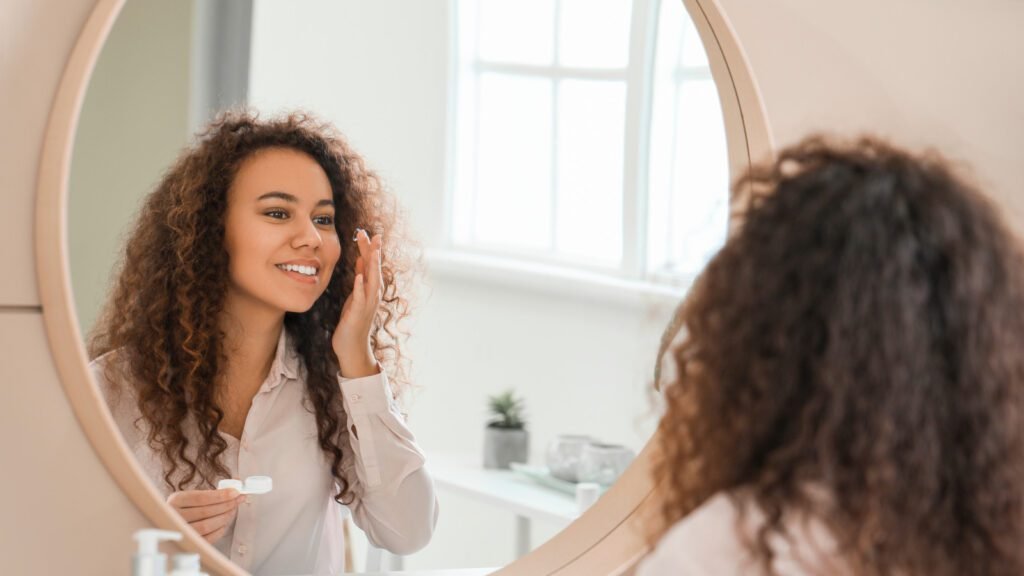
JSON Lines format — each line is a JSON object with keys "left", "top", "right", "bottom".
{"left": 35, "top": 0, "right": 772, "bottom": 573}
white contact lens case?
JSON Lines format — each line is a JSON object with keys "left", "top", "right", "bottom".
{"left": 217, "top": 475, "right": 273, "bottom": 495}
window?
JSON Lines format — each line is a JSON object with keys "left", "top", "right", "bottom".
{"left": 450, "top": 0, "right": 730, "bottom": 288}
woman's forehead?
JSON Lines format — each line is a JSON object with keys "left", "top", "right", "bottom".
{"left": 231, "top": 147, "right": 333, "bottom": 203}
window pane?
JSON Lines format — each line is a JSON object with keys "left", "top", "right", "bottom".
{"left": 646, "top": 0, "right": 684, "bottom": 272}
{"left": 452, "top": 65, "right": 479, "bottom": 245}
{"left": 669, "top": 80, "right": 729, "bottom": 273}
{"left": 558, "top": 0, "right": 632, "bottom": 69}
{"left": 648, "top": 0, "right": 728, "bottom": 279}
{"left": 679, "top": 6, "right": 709, "bottom": 68}
{"left": 478, "top": 0, "right": 555, "bottom": 65}
{"left": 556, "top": 80, "right": 625, "bottom": 265}
{"left": 475, "top": 73, "right": 553, "bottom": 249}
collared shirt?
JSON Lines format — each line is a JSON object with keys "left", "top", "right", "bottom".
{"left": 91, "top": 328, "right": 438, "bottom": 576}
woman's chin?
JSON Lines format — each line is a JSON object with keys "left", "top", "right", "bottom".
{"left": 280, "top": 297, "right": 319, "bottom": 314}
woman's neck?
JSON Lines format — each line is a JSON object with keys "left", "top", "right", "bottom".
{"left": 219, "top": 293, "right": 286, "bottom": 399}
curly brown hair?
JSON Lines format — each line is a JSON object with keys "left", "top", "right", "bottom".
{"left": 650, "top": 135, "right": 1024, "bottom": 575}
{"left": 88, "top": 109, "right": 416, "bottom": 504}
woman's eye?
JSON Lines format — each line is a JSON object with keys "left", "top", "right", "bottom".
{"left": 265, "top": 209, "right": 288, "bottom": 219}
{"left": 314, "top": 215, "right": 335, "bottom": 226}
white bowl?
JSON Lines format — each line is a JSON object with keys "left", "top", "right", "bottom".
{"left": 545, "top": 434, "right": 596, "bottom": 483}
{"left": 576, "top": 443, "right": 635, "bottom": 485}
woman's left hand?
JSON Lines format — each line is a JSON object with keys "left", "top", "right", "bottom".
{"left": 333, "top": 228, "right": 383, "bottom": 378}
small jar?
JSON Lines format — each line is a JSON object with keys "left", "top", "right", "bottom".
{"left": 545, "top": 434, "right": 596, "bottom": 482}
{"left": 576, "top": 443, "right": 635, "bottom": 485}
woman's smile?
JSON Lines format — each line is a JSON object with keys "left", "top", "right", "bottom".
{"left": 275, "top": 259, "right": 323, "bottom": 285}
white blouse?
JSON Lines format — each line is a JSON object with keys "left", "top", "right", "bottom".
{"left": 91, "top": 327, "right": 438, "bottom": 576}
{"left": 635, "top": 491, "right": 843, "bottom": 576}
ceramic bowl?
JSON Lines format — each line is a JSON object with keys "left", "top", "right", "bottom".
{"left": 545, "top": 434, "right": 596, "bottom": 482}
{"left": 576, "top": 442, "right": 635, "bottom": 485}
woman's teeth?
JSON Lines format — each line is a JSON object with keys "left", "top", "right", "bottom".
{"left": 277, "top": 264, "right": 318, "bottom": 276}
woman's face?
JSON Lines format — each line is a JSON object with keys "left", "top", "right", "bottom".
{"left": 223, "top": 147, "right": 342, "bottom": 315}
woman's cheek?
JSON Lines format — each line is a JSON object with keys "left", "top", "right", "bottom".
{"left": 321, "top": 260, "right": 339, "bottom": 291}
{"left": 321, "top": 268, "right": 335, "bottom": 292}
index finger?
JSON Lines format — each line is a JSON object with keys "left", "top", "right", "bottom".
{"left": 354, "top": 228, "right": 372, "bottom": 260}
{"left": 167, "top": 488, "right": 240, "bottom": 509}
{"left": 366, "top": 234, "right": 383, "bottom": 300}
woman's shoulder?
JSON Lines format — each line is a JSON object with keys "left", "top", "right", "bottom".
{"left": 88, "top": 348, "right": 142, "bottom": 423}
{"left": 89, "top": 348, "right": 126, "bottom": 391}
{"left": 636, "top": 490, "right": 843, "bottom": 576}
{"left": 636, "top": 493, "right": 758, "bottom": 575}
{"left": 89, "top": 349, "right": 175, "bottom": 494}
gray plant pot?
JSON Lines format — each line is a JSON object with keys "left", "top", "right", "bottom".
{"left": 483, "top": 427, "right": 529, "bottom": 469}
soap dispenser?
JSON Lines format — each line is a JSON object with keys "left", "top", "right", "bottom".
{"left": 170, "top": 552, "right": 209, "bottom": 576}
{"left": 132, "top": 529, "right": 182, "bottom": 576}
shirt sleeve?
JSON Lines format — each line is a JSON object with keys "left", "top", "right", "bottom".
{"left": 336, "top": 369, "right": 439, "bottom": 555}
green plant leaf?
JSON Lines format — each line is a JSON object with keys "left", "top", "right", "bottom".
{"left": 486, "top": 389, "right": 526, "bottom": 429}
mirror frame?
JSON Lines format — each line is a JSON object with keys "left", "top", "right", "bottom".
{"left": 35, "top": 0, "right": 772, "bottom": 573}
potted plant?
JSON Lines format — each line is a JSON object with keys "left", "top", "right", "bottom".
{"left": 483, "top": 389, "right": 528, "bottom": 469}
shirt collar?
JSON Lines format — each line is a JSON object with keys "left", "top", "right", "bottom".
{"left": 265, "top": 326, "right": 298, "bottom": 390}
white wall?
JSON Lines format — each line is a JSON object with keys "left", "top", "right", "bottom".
{"left": 724, "top": 0, "right": 1024, "bottom": 229}
{"left": 249, "top": 0, "right": 669, "bottom": 570}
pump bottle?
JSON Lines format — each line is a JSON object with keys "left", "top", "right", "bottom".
{"left": 132, "top": 529, "right": 182, "bottom": 576}
{"left": 169, "top": 552, "right": 209, "bottom": 576}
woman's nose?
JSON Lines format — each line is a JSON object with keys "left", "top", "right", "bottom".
{"left": 291, "top": 220, "right": 323, "bottom": 249}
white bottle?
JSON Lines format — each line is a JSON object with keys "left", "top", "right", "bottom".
{"left": 132, "top": 529, "right": 182, "bottom": 576}
{"left": 169, "top": 552, "right": 209, "bottom": 576}
{"left": 575, "top": 482, "right": 601, "bottom": 514}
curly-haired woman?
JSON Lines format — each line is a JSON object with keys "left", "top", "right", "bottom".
{"left": 88, "top": 110, "right": 437, "bottom": 575}
{"left": 638, "top": 137, "right": 1024, "bottom": 575}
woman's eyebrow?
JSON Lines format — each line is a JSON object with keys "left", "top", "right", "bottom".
{"left": 257, "top": 191, "right": 334, "bottom": 207}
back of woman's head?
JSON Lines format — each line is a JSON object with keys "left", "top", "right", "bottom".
{"left": 653, "top": 135, "right": 1024, "bottom": 575}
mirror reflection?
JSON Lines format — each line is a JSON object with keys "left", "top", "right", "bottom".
{"left": 69, "top": 0, "right": 731, "bottom": 573}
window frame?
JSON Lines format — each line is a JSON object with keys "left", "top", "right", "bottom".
{"left": 440, "top": 0, "right": 739, "bottom": 299}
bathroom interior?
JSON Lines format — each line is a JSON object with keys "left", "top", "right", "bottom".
{"left": 2, "top": 0, "right": 1021, "bottom": 575}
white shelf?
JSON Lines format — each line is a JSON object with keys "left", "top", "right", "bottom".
{"left": 429, "top": 452, "right": 580, "bottom": 526}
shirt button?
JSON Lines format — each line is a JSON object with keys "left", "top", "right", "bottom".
{"left": 241, "top": 439, "right": 249, "bottom": 450}
{"left": 351, "top": 393, "right": 361, "bottom": 402}
{"left": 238, "top": 544, "right": 248, "bottom": 555}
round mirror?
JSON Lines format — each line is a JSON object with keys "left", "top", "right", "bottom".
{"left": 56, "top": 0, "right": 765, "bottom": 573}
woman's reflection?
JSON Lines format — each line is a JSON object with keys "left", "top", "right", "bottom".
{"left": 87, "top": 109, "right": 437, "bottom": 575}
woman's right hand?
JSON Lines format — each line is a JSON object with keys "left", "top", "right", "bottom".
{"left": 166, "top": 488, "right": 246, "bottom": 544}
